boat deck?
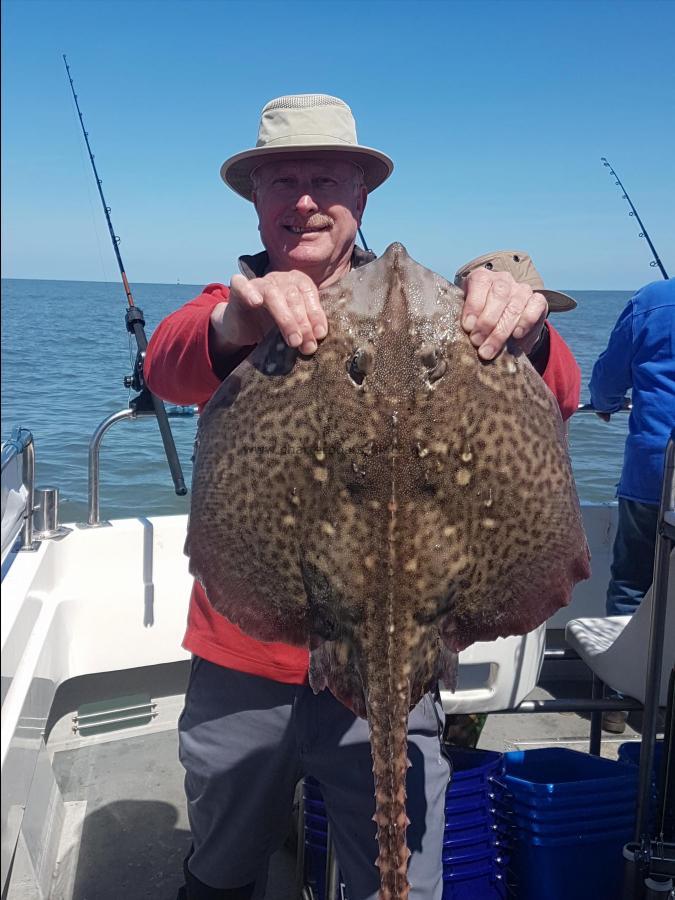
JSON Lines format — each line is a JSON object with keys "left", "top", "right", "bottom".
{"left": 37, "top": 675, "right": 647, "bottom": 900}
{"left": 2, "top": 507, "right": 667, "bottom": 899}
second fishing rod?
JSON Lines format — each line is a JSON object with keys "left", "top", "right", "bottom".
{"left": 63, "top": 55, "right": 187, "bottom": 495}
{"left": 601, "top": 157, "right": 669, "bottom": 280}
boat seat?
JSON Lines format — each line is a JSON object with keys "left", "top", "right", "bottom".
{"left": 439, "top": 624, "right": 546, "bottom": 714}
{"left": 565, "top": 548, "right": 674, "bottom": 707}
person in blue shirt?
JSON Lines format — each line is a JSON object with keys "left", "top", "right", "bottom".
{"left": 589, "top": 278, "right": 675, "bottom": 732}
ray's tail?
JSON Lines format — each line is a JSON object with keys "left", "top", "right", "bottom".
{"left": 366, "top": 671, "right": 413, "bottom": 900}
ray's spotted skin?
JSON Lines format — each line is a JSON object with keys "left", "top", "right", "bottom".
{"left": 186, "top": 243, "right": 591, "bottom": 900}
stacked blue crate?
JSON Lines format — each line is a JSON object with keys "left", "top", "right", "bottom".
{"left": 617, "top": 739, "right": 665, "bottom": 831}
{"left": 442, "top": 749, "right": 509, "bottom": 899}
{"left": 494, "top": 748, "right": 640, "bottom": 900}
{"left": 617, "top": 739, "right": 664, "bottom": 788}
{"left": 303, "top": 777, "right": 348, "bottom": 900}
{"left": 303, "top": 749, "right": 510, "bottom": 900}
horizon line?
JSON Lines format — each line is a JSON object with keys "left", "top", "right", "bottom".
{"left": 1, "top": 275, "right": 205, "bottom": 287}
{"left": 1, "top": 275, "right": 641, "bottom": 293}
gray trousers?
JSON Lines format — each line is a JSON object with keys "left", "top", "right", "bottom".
{"left": 178, "top": 657, "right": 451, "bottom": 900}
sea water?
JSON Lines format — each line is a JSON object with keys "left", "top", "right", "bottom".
{"left": 1, "top": 277, "right": 633, "bottom": 524}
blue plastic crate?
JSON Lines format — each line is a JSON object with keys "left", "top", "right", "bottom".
{"left": 617, "top": 740, "right": 664, "bottom": 829}
{"left": 442, "top": 852, "right": 509, "bottom": 900}
{"left": 443, "top": 831, "right": 504, "bottom": 852}
{"left": 504, "top": 793, "right": 637, "bottom": 824}
{"left": 498, "top": 782, "right": 637, "bottom": 812}
{"left": 446, "top": 749, "right": 503, "bottom": 796}
{"left": 443, "top": 847, "right": 493, "bottom": 869}
{"left": 442, "top": 749, "right": 504, "bottom": 818}
{"left": 444, "top": 809, "right": 498, "bottom": 834}
{"left": 442, "top": 846, "right": 508, "bottom": 874}
{"left": 304, "top": 797, "right": 328, "bottom": 818}
{"left": 491, "top": 748, "right": 643, "bottom": 898}
{"left": 617, "top": 740, "right": 663, "bottom": 767}
{"left": 502, "top": 748, "right": 638, "bottom": 807}
{"left": 445, "top": 795, "right": 498, "bottom": 815}
{"left": 304, "top": 842, "right": 349, "bottom": 900}
{"left": 305, "top": 812, "right": 328, "bottom": 835}
{"left": 304, "top": 776, "right": 324, "bottom": 801}
{"left": 442, "top": 868, "right": 507, "bottom": 900}
{"left": 505, "top": 809, "right": 634, "bottom": 837}
{"left": 617, "top": 739, "right": 664, "bottom": 790}
{"left": 448, "top": 748, "right": 504, "bottom": 777}
{"left": 445, "top": 818, "right": 508, "bottom": 849}
{"left": 442, "top": 838, "right": 507, "bottom": 862}
{"left": 508, "top": 823, "right": 632, "bottom": 900}
{"left": 446, "top": 784, "right": 495, "bottom": 807}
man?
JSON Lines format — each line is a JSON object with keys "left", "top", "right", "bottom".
{"left": 145, "top": 94, "right": 581, "bottom": 900}
{"left": 589, "top": 277, "right": 675, "bottom": 734}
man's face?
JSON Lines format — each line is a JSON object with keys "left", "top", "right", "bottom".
{"left": 252, "top": 156, "right": 367, "bottom": 284}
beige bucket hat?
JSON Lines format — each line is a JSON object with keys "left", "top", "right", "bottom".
{"left": 220, "top": 93, "right": 394, "bottom": 201}
{"left": 454, "top": 250, "right": 577, "bottom": 312}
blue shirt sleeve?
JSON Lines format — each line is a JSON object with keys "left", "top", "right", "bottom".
{"left": 588, "top": 299, "right": 634, "bottom": 412}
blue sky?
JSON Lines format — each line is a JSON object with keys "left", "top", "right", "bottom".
{"left": 2, "top": 0, "right": 673, "bottom": 290}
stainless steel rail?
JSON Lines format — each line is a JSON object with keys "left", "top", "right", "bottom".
{"left": 1, "top": 426, "right": 36, "bottom": 550}
{"left": 86, "top": 404, "right": 198, "bottom": 527}
{"left": 575, "top": 399, "right": 632, "bottom": 414}
{"left": 87, "top": 409, "right": 136, "bottom": 526}
{"left": 0, "top": 426, "right": 33, "bottom": 472}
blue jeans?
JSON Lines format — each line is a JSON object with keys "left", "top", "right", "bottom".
{"left": 606, "top": 497, "right": 659, "bottom": 616}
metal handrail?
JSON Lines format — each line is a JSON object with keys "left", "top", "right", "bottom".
{"left": 86, "top": 404, "right": 198, "bottom": 527}
{"left": 0, "top": 426, "right": 33, "bottom": 473}
{"left": 575, "top": 399, "right": 632, "bottom": 414}
{"left": 1, "top": 426, "right": 36, "bottom": 550}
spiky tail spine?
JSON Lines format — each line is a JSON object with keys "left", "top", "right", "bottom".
{"left": 366, "top": 676, "right": 412, "bottom": 900}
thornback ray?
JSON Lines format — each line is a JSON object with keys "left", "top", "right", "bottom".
{"left": 186, "top": 242, "right": 591, "bottom": 900}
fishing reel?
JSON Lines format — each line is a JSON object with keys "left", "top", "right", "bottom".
{"left": 123, "top": 305, "right": 147, "bottom": 394}
{"left": 123, "top": 351, "right": 145, "bottom": 394}
{"left": 123, "top": 306, "right": 155, "bottom": 414}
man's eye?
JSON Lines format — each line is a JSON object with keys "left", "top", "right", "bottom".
{"left": 315, "top": 178, "right": 337, "bottom": 187}
{"left": 272, "top": 177, "right": 294, "bottom": 187}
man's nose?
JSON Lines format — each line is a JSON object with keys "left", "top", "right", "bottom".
{"left": 295, "top": 193, "right": 319, "bottom": 214}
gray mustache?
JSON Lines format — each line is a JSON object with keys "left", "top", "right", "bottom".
{"left": 284, "top": 215, "right": 334, "bottom": 229}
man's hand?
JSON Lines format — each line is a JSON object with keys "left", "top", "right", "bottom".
{"left": 461, "top": 268, "right": 548, "bottom": 360}
{"left": 210, "top": 270, "right": 328, "bottom": 359}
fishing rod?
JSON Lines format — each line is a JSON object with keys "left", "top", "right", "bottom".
{"left": 601, "top": 157, "right": 669, "bottom": 280}
{"left": 63, "top": 55, "right": 187, "bottom": 495}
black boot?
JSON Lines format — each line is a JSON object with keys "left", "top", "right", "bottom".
{"left": 176, "top": 849, "right": 255, "bottom": 900}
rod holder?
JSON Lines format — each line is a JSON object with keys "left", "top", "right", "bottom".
{"left": 34, "top": 486, "right": 60, "bottom": 537}
{"left": 621, "top": 842, "right": 647, "bottom": 900}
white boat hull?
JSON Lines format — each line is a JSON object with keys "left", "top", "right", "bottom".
{"left": 1, "top": 505, "right": 619, "bottom": 897}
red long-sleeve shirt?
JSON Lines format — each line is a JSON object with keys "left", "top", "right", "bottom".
{"left": 145, "top": 279, "right": 581, "bottom": 683}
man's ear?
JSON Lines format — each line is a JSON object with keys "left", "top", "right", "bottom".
{"left": 357, "top": 186, "right": 367, "bottom": 223}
